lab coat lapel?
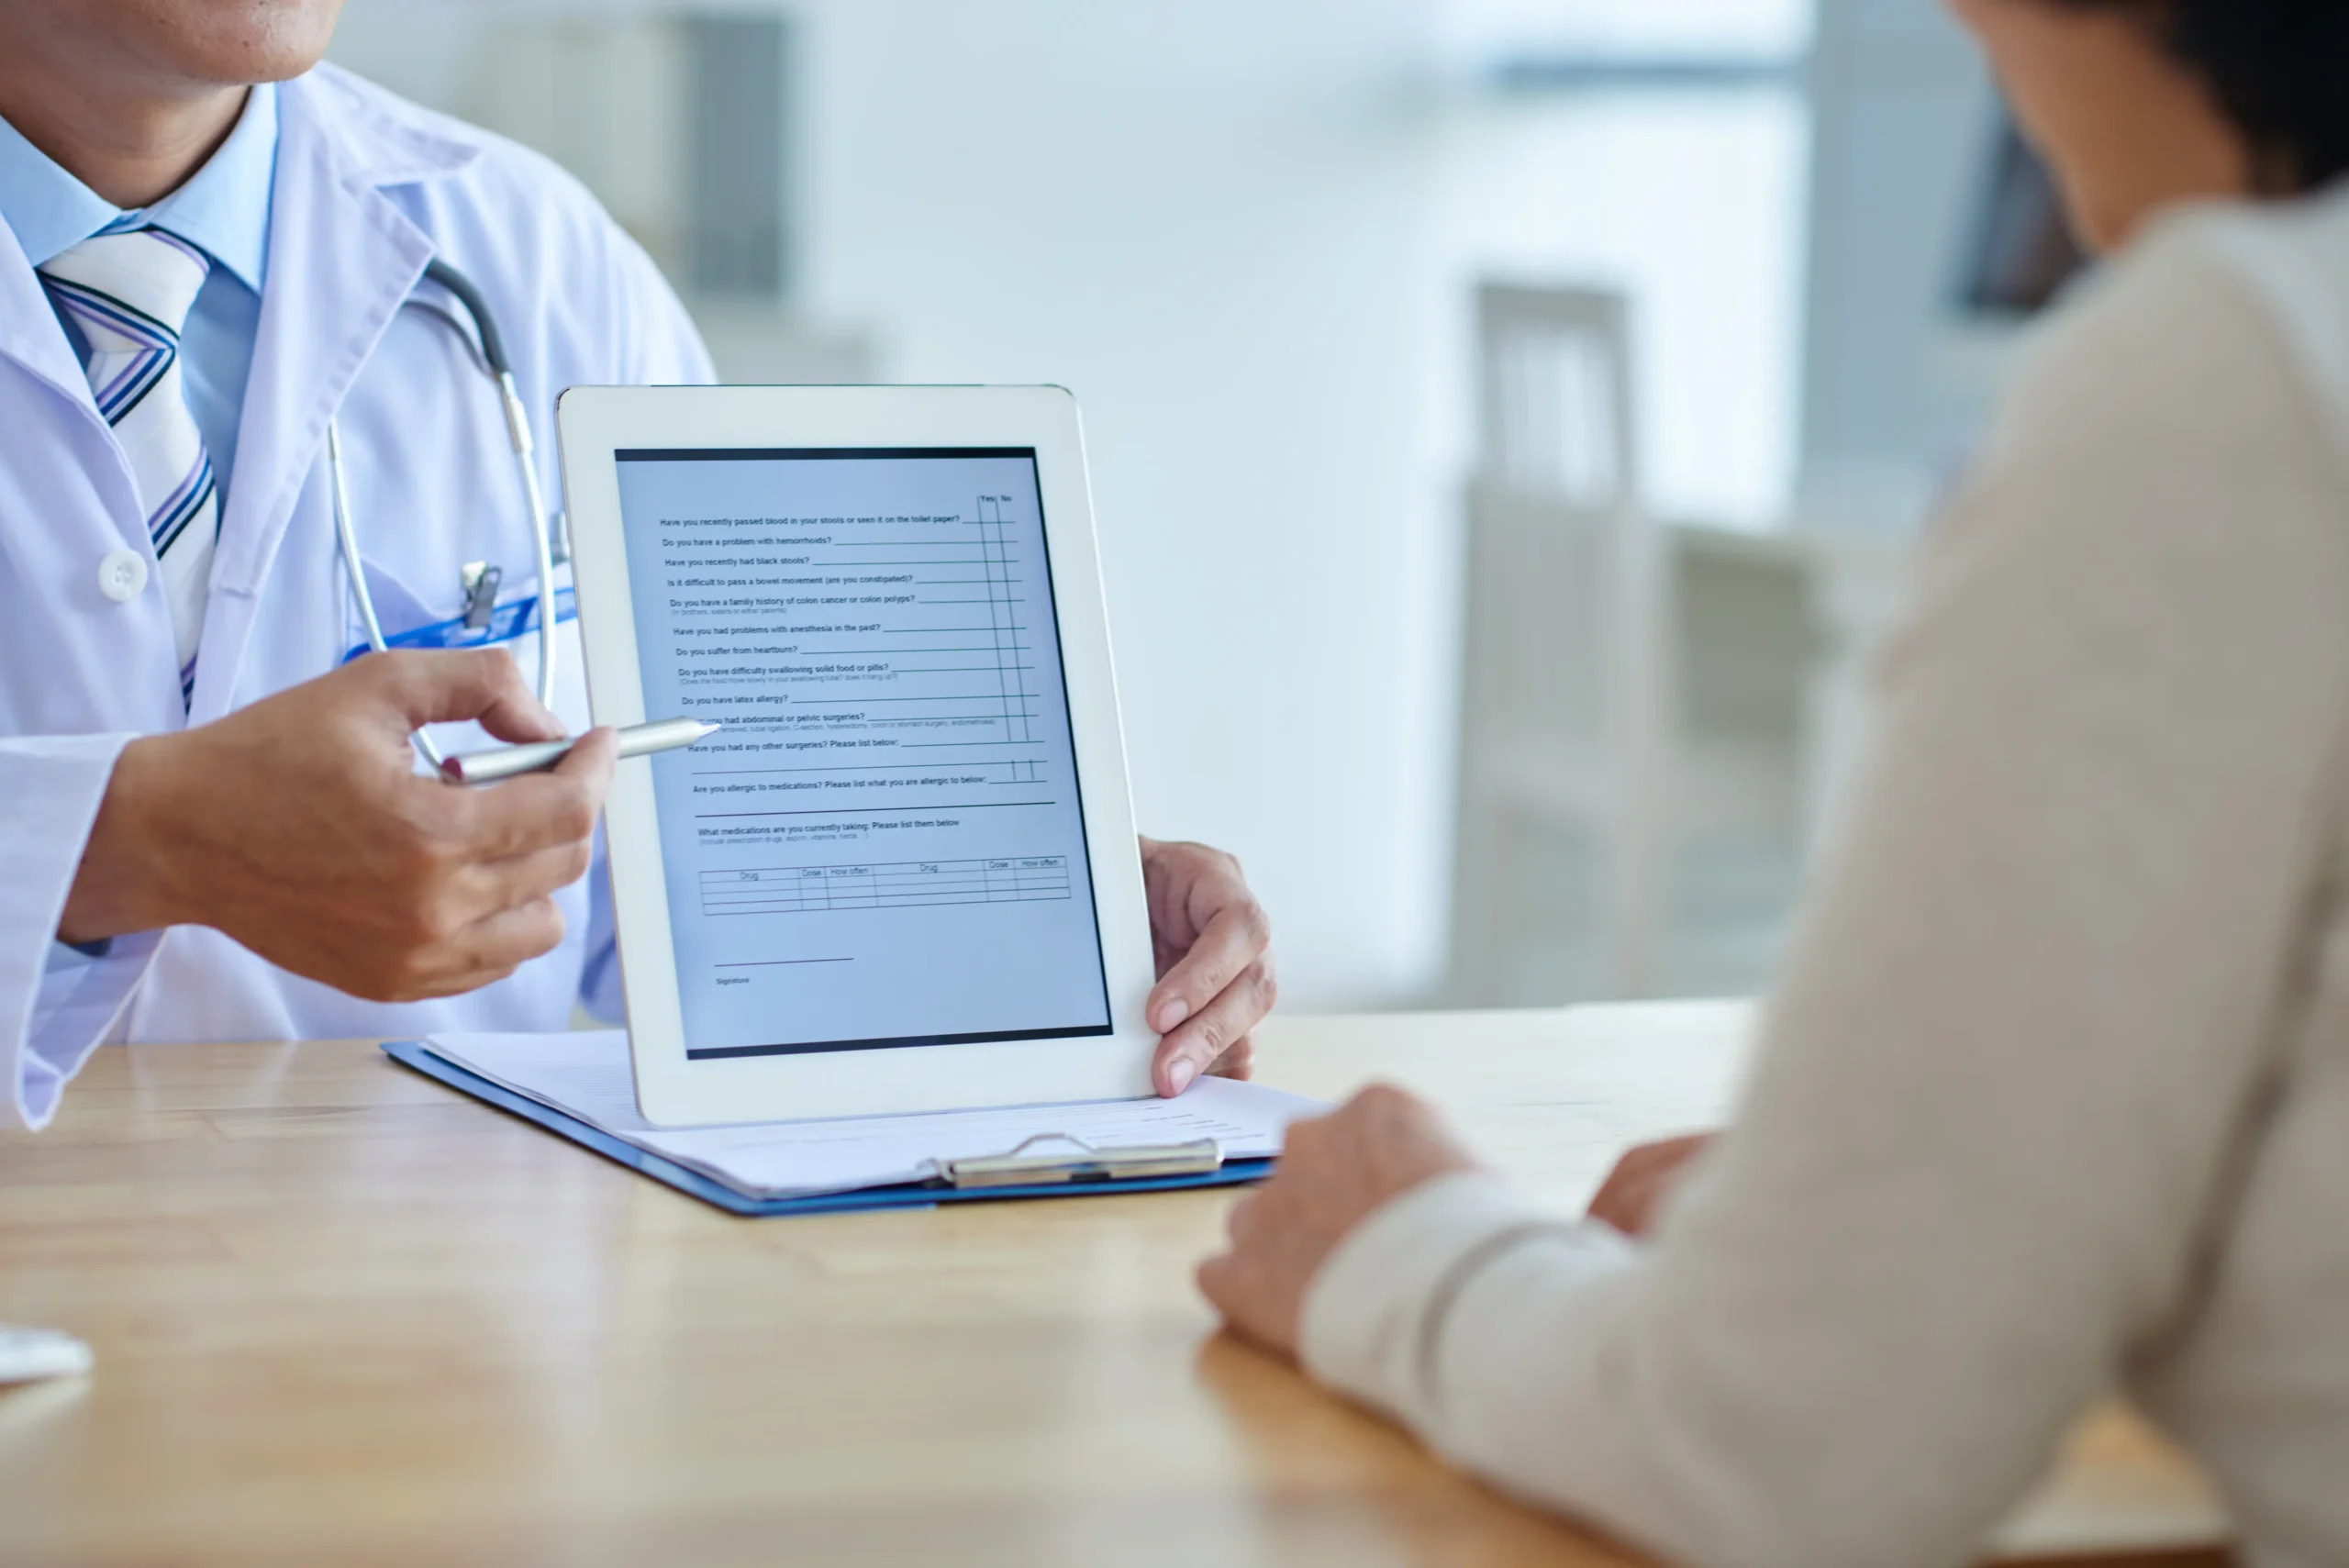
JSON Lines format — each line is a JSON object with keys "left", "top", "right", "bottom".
{"left": 194, "top": 70, "right": 476, "bottom": 720}
{"left": 0, "top": 213, "right": 139, "bottom": 514}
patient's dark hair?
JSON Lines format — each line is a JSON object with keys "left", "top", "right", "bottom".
{"left": 2059, "top": 0, "right": 2349, "bottom": 192}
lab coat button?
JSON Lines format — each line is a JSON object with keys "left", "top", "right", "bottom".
{"left": 97, "top": 550, "right": 149, "bottom": 604}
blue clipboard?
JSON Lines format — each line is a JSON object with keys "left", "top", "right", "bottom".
{"left": 384, "top": 1040, "right": 1275, "bottom": 1218}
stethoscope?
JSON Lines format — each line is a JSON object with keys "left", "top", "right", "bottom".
{"left": 325, "top": 258, "right": 557, "bottom": 769}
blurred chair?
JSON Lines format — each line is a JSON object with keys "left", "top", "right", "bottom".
{"left": 1449, "top": 283, "right": 1803, "bottom": 1005}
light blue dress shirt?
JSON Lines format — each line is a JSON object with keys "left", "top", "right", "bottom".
{"left": 0, "top": 84, "right": 277, "bottom": 498}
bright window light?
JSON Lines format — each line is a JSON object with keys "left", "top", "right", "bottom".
{"left": 1438, "top": 0, "right": 1816, "bottom": 63}
{"left": 1435, "top": 92, "right": 1810, "bottom": 527}
{"left": 1430, "top": 0, "right": 1818, "bottom": 527}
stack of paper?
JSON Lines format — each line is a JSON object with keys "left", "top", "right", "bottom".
{"left": 422, "top": 1031, "right": 1323, "bottom": 1201}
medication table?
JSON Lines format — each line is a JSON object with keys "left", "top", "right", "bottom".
{"left": 699, "top": 855, "right": 1074, "bottom": 917}
{"left": 0, "top": 1005, "right": 2229, "bottom": 1567}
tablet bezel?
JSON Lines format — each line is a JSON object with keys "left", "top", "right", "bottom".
{"left": 556, "top": 385, "right": 1156, "bottom": 1127}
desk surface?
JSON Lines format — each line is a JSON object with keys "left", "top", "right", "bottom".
{"left": 0, "top": 1004, "right": 2228, "bottom": 1567}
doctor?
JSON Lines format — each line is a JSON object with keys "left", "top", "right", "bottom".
{"left": 0, "top": 0, "right": 1275, "bottom": 1130}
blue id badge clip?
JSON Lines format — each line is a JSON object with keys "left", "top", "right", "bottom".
{"left": 340, "top": 584, "right": 576, "bottom": 663}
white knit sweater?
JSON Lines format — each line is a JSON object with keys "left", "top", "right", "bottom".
{"left": 1300, "top": 187, "right": 2349, "bottom": 1568}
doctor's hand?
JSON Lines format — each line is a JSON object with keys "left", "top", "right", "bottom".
{"left": 1198, "top": 1084, "right": 1483, "bottom": 1359}
{"left": 1141, "top": 837, "right": 1276, "bottom": 1097}
{"left": 61, "top": 650, "right": 616, "bottom": 1003}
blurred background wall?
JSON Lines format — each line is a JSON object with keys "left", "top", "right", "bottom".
{"left": 328, "top": 0, "right": 2041, "bottom": 1012}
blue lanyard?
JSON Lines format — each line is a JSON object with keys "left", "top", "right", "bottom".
{"left": 340, "top": 584, "right": 577, "bottom": 665}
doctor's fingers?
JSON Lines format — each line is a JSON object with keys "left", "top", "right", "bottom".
{"left": 451, "top": 835, "right": 599, "bottom": 922}
{"left": 1148, "top": 897, "right": 1275, "bottom": 1035}
{"left": 438, "top": 731, "right": 618, "bottom": 862}
{"left": 391, "top": 897, "right": 570, "bottom": 1000}
{"left": 1152, "top": 960, "right": 1276, "bottom": 1096}
{"left": 1208, "top": 1036, "right": 1256, "bottom": 1081}
{"left": 361, "top": 648, "right": 564, "bottom": 743}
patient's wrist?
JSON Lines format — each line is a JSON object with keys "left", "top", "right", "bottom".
{"left": 1298, "top": 1172, "right": 1562, "bottom": 1414}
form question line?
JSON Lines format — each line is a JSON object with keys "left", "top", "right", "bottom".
{"left": 690, "top": 762, "right": 1046, "bottom": 775}
{"left": 694, "top": 801, "right": 1057, "bottom": 819}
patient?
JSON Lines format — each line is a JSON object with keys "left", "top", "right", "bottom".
{"left": 1201, "top": 2, "right": 2349, "bottom": 1563}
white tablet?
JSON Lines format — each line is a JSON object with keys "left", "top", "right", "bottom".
{"left": 556, "top": 386, "right": 1155, "bottom": 1127}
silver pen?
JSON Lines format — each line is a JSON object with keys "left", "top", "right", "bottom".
{"left": 439, "top": 717, "right": 720, "bottom": 785}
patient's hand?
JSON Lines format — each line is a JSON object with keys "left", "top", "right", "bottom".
{"left": 1587, "top": 1133, "right": 1715, "bottom": 1238}
{"left": 1141, "top": 837, "right": 1276, "bottom": 1096}
{"left": 1197, "top": 1084, "right": 1481, "bottom": 1359}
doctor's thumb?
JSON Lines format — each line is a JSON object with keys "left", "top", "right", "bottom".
{"left": 370, "top": 648, "right": 565, "bottom": 743}
{"left": 552, "top": 726, "right": 620, "bottom": 791}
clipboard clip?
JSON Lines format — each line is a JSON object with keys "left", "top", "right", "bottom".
{"left": 939, "top": 1133, "right": 1224, "bottom": 1189}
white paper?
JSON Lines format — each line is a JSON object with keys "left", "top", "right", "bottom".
{"left": 422, "top": 1030, "right": 1324, "bottom": 1200}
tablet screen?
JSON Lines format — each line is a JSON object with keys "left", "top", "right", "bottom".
{"left": 613, "top": 448, "right": 1114, "bottom": 1059}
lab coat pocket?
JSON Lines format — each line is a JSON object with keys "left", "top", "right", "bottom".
{"left": 346, "top": 554, "right": 582, "bottom": 759}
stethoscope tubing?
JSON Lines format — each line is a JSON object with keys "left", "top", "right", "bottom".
{"left": 328, "top": 258, "right": 558, "bottom": 769}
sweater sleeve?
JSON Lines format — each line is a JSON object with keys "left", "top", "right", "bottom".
{"left": 1297, "top": 226, "right": 2349, "bottom": 1568}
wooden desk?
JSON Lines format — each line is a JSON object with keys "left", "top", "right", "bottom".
{"left": 0, "top": 1004, "right": 2229, "bottom": 1567}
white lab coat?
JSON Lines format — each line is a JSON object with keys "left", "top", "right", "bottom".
{"left": 0, "top": 67, "right": 713, "bottom": 1128}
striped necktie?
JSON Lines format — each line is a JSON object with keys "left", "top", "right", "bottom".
{"left": 39, "top": 227, "right": 219, "bottom": 706}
